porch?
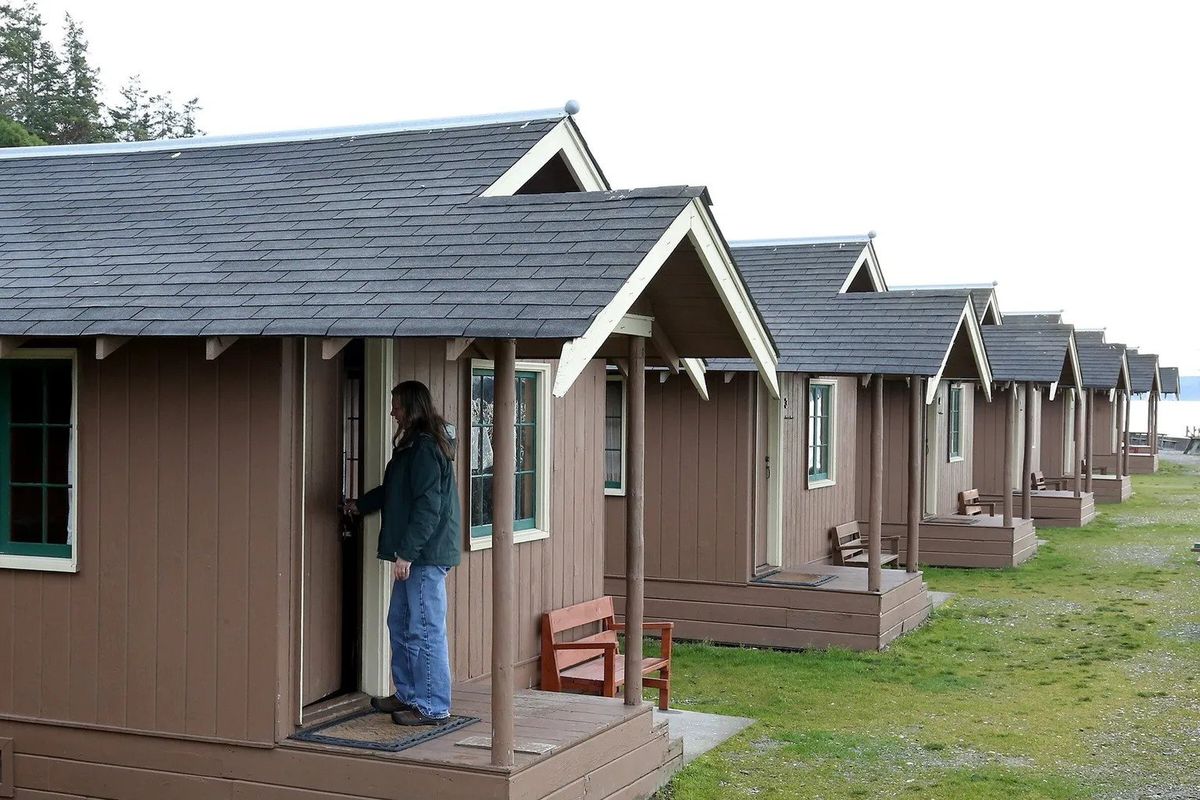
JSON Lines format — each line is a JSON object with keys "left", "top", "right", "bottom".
{"left": 1091, "top": 473, "right": 1133, "bottom": 503}
{"left": 1093, "top": 451, "right": 1158, "bottom": 474}
{"left": 884, "top": 515, "right": 1039, "bottom": 569}
{"left": 604, "top": 566, "right": 932, "bottom": 652}
{"left": 980, "top": 490, "right": 1097, "bottom": 527}
{"left": 1, "top": 686, "right": 680, "bottom": 800}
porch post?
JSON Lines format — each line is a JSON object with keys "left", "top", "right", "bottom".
{"left": 1022, "top": 382, "right": 1034, "bottom": 520}
{"left": 868, "top": 375, "right": 883, "bottom": 593}
{"left": 1151, "top": 392, "right": 1159, "bottom": 454}
{"left": 1147, "top": 393, "right": 1154, "bottom": 454}
{"left": 1003, "top": 383, "right": 1015, "bottom": 527}
{"left": 906, "top": 375, "right": 921, "bottom": 573}
{"left": 490, "top": 338, "right": 516, "bottom": 767}
{"left": 1085, "top": 390, "right": 1095, "bottom": 493}
{"left": 1115, "top": 389, "right": 1126, "bottom": 476}
{"left": 624, "top": 335, "right": 646, "bottom": 706}
{"left": 1074, "top": 389, "right": 1084, "bottom": 498}
{"left": 1122, "top": 390, "right": 1132, "bottom": 476}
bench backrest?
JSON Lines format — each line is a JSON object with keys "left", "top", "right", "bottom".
{"left": 541, "top": 596, "right": 620, "bottom": 677}
{"left": 831, "top": 521, "right": 865, "bottom": 564}
{"left": 959, "top": 489, "right": 983, "bottom": 515}
{"left": 1030, "top": 471, "right": 1046, "bottom": 490}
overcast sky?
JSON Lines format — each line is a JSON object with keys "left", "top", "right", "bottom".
{"left": 34, "top": 1, "right": 1200, "bottom": 371}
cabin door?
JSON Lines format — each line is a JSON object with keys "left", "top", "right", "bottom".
{"left": 301, "top": 340, "right": 365, "bottom": 711}
{"left": 753, "top": 378, "right": 784, "bottom": 573}
{"left": 923, "top": 384, "right": 942, "bottom": 515}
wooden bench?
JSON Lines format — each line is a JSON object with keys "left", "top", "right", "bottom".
{"left": 830, "top": 521, "right": 900, "bottom": 568}
{"left": 958, "top": 488, "right": 997, "bottom": 516}
{"left": 1030, "top": 471, "right": 1069, "bottom": 491}
{"left": 540, "top": 596, "right": 673, "bottom": 710}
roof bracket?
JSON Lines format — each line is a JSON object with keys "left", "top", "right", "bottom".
{"left": 611, "top": 358, "right": 630, "bottom": 378}
{"left": 724, "top": 372, "right": 736, "bottom": 384}
{"left": 446, "top": 337, "right": 475, "bottom": 361}
{"left": 322, "top": 337, "right": 351, "bottom": 360}
{"left": 205, "top": 336, "right": 238, "bottom": 361}
{"left": 95, "top": 336, "right": 130, "bottom": 360}
{"left": 683, "top": 358, "right": 709, "bottom": 401}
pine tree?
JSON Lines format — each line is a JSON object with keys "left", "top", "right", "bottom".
{"left": 57, "top": 12, "right": 105, "bottom": 143}
{"left": 0, "top": 3, "right": 65, "bottom": 142}
{"left": 108, "top": 74, "right": 150, "bottom": 141}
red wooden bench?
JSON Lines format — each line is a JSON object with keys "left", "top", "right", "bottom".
{"left": 958, "top": 488, "right": 997, "bottom": 516}
{"left": 830, "top": 521, "right": 900, "bottom": 568}
{"left": 540, "top": 596, "right": 673, "bottom": 710}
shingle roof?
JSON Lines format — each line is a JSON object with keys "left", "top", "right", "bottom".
{"left": 1005, "top": 312, "right": 1063, "bottom": 326}
{"left": 1127, "top": 351, "right": 1160, "bottom": 394}
{"left": 0, "top": 116, "right": 704, "bottom": 339}
{"left": 1076, "top": 336, "right": 1127, "bottom": 389}
{"left": 714, "top": 242, "right": 978, "bottom": 376}
{"left": 982, "top": 322, "right": 1075, "bottom": 384}
{"left": 1161, "top": 367, "right": 1180, "bottom": 395}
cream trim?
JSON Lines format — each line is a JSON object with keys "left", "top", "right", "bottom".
{"left": 836, "top": 243, "right": 886, "bottom": 293}
{"left": 482, "top": 119, "right": 607, "bottom": 196}
{"left": 0, "top": 348, "right": 78, "bottom": 574}
{"left": 927, "top": 300, "right": 993, "bottom": 404}
{"left": 805, "top": 378, "right": 838, "bottom": 489}
{"left": 553, "top": 200, "right": 780, "bottom": 399}
{"left": 360, "top": 338, "right": 394, "bottom": 698}
{"left": 604, "top": 374, "right": 627, "bottom": 497}
{"left": 682, "top": 358, "right": 709, "bottom": 401}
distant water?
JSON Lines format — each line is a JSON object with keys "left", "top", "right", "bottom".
{"left": 1129, "top": 399, "right": 1200, "bottom": 437}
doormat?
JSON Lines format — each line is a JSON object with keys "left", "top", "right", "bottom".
{"left": 290, "top": 709, "right": 480, "bottom": 752}
{"left": 929, "top": 515, "right": 981, "bottom": 525}
{"left": 751, "top": 572, "right": 836, "bottom": 588}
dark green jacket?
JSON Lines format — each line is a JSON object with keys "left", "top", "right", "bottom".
{"left": 358, "top": 432, "right": 461, "bottom": 567}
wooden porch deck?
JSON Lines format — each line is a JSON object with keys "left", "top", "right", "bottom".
{"left": 1, "top": 686, "right": 680, "bottom": 800}
{"left": 1091, "top": 473, "right": 1134, "bottom": 503}
{"left": 885, "top": 515, "right": 1039, "bottom": 568}
{"left": 981, "top": 490, "right": 1097, "bottom": 527}
{"left": 605, "top": 566, "right": 931, "bottom": 652}
{"left": 1094, "top": 452, "right": 1159, "bottom": 474}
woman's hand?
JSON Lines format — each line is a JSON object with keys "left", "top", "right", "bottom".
{"left": 394, "top": 558, "right": 412, "bottom": 582}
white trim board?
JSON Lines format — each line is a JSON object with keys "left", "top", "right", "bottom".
{"left": 552, "top": 198, "right": 780, "bottom": 400}
{"left": 482, "top": 118, "right": 608, "bottom": 196}
{"left": 926, "top": 300, "right": 993, "bottom": 405}
{"left": 836, "top": 242, "right": 887, "bottom": 293}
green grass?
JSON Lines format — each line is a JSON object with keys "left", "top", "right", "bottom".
{"left": 659, "top": 461, "right": 1200, "bottom": 799}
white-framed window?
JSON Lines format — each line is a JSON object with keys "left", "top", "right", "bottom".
{"left": 948, "top": 383, "right": 965, "bottom": 462}
{"left": 0, "top": 349, "right": 78, "bottom": 573}
{"left": 467, "top": 359, "right": 552, "bottom": 550}
{"left": 807, "top": 378, "right": 837, "bottom": 488}
{"left": 604, "top": 375, "right": 626, "bottom": 496}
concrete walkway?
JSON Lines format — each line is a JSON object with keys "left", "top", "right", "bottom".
{"left": 654, "top": 708, "right": 754, "bottom": 766}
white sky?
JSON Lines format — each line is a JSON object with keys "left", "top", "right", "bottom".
{"left": 35, "top": 0, "right": 1200, "bottom": 371}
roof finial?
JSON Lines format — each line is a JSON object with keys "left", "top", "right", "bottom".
{"left": 867, "top": 230, "right": 877, "bottom": 239}
{"left": 564, "top": 99, "right": 581, "bottom": 116}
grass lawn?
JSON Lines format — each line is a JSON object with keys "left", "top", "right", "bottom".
{"left": 659, "top": 460, "right": 1200, "bottom": 799}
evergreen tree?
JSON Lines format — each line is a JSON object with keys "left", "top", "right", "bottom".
{"left": 57, "top": 12, "right": 104, "bottom": 143}
{"left": 0, "top": 114, "right": 44, "bottom": 146}
{"left": 0, "top": 3, "right": 66, "bottom": 141}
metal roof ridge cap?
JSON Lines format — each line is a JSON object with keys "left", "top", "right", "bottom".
{"left": 728, "top": 235, "right": 870, "bottom": 247}
{"left": 889, "top": 282, "right": 997, "bottom": 290}
{"left": 0, "top": 107, "right": 568, "bottom": 160}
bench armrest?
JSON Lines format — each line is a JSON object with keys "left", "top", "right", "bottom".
{"left": 976, "top": 501, "right": 998, "bottom": 514}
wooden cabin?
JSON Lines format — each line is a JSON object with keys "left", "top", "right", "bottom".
{"left": 973, "top": 313, "right": 1095, "bottom": 527}
{"left": 1125, "top": 349, "right": 1163, "bottom": 473}
{"left": 0, "top": 110, "right": 781, "bottom": 800}
{"left": 1074, "top": 330, "right": 1134, "bottom": 502}
{"left": 604, "top": 236, "right": 1002, "bottom": 651}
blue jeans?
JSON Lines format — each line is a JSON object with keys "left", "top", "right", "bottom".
{"left": 387, "top": 564, "right": 452, "bottom": 718}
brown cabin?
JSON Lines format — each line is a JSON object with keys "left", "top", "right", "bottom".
{"left": 604, "top": 238, "right": 1002, "bottom": 653}
{"left": 0, "top": 110, "right": 779, "bottom": 799}
{"left": 1123, "top": 349, "right": 1163, "bottom": 474}
{"left": 972, "top": 315, "right": 1096, "bottom": 528}
{"left": 1074, "top": 331, "right": 1136, "bottom": 502}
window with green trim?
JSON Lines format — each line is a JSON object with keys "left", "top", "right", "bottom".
{"left": 469, "top": 367, "right": 539, "bottom": 538}
{"left": 2, "top": 358, "right": 74, "bottom": 560}
{"left": 948, "top": 384, "right": 964, "bottom": 460}
{"left": 604, "top": 376, "right": 625, "bottom": 493}
{"left": 807, "top": 381, "right": 834, "bottom": 484}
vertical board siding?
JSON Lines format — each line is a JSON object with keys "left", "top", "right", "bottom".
{"left": 390, "top": 341, "right": 607, "bottom": 685}
{"left": 604, "top": 374, "right": 756, "bottom": 585}
{"left": 0, "top": 339, "right": 284, "bottom": 744}
{"left": 1092, "top": 395, "right": 1118, "bottom": 456}
{"left": 782, "top": 375, "right": 859, "bottom": 567}
{"left": 1041, "top": 394, "right": 1068, "bottom": 478}
{"left": 938, "top": 384, "right": 975, "bottom": 513}
{"left": 973, "top": 390, "right": 1009, "bottom": 495}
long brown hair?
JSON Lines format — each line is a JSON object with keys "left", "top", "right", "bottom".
{"left": 392, "top": 380, "right": 455, "bottom": 460}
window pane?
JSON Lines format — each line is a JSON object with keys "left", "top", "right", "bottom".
{"left": 11, "top": 366, "right": 42, "bottom": 423}
{"left": 478, "top": 374, "right": 494, "bottom": 424}
{"left": 10, "top": 486, "right": 43, "bottom": 543}
{"left": 471, "top": 475, "right": 492, "bottom": 530}
{"left": 47, "top": 426, "right": 70, "bottom": 485}
{"left": 606, "top": 381, "right": 622, "bottom": 418}
{"left": 517, "top": 376, "right": 537, "bottom": 423}
{"left": 480, "top": 427, "right": 494, "bottom": 473}
{"left": 11, "top": 427, "right": 43, "bottom": 483}
{"left": 516, "top": 472, "right": 535, "bottom": 522}
{"left": 605, "top": 449, "right": 621, "bottom": 485}
{"left": 46, "top": 487, "right": 69, "bottom": 544}
{"left": 605, "top": 415, "right": 622, "bottom": 452}
{"left": 470, "top": 425, "right": 482, "bottom": 472}
{"left": 46, "top": 362, "right": 72, "bottom": 424}
{"left": 516, "top": 425, "right": 535, "bottom": 472}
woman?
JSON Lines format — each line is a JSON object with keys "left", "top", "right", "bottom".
{"left": 349, "top": 380, "right": 460, "bottom": 726}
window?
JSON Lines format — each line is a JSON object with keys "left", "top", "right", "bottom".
{"left": 468, "top": 360, "right": 551, "bottom": 549}
{"left": 1, "top": 352, "right": 77, "bottom": 571}
{"left": 948, "top": 384, "right": 964, "bottom": 461}
{"left": 807, "top": 379, "right": 836, "bottom": 486}
{"left": 604, "top": 376, "right": 626, "bottom": 495}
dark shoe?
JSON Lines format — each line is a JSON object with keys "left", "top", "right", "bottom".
{"left": 391, "top": 708, "right": 449, "bottom": 726}
{"left": 370, "top": 695, "right": 416, "bottom": 714}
